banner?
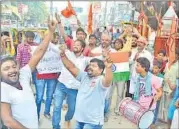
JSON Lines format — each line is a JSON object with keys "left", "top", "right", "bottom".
{"left": 31, "top": 43, "right": 62, "bottom": 74}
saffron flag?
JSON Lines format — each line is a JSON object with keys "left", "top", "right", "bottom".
{"left": 168, "top": 16, "right": 177, "bottom": 68}
{"left": 87, "top": 4, "right": 93, "bottom": 34}
{"left": 61, "top": 0, "right": 76, "bottom": 18}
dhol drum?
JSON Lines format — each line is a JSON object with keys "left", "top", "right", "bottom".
{"left": 119, "top": 97, "right": 154, "bottom": 129}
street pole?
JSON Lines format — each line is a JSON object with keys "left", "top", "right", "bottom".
{"left": 104, "top": 1, "right": 107, "bottom": 26}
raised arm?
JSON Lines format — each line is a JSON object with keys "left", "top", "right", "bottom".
{"left": 28, "top": 18, "right": 57, "bottom": 71}
{"left": 102, "top": 49, "right": 113, "bottom": 87}
{"left": 59, "top": 44, "right": 79, "bottom": 77}
{"left": 55, "top": 13, "right": 68, "bottom": 41}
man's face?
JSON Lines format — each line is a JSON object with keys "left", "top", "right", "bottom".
{"left": 73, "top": 41, "right": 84, "bottom": 54}
{"left": 157, "top": 53, "right": 164, "bottom": 61}
{"left": 132, "top": 37, "right": 137, "bottom": 48}
{"left": 52, "top": 36, "right": 59, "bottom": 44}
{"left": 101, "top": 35, "right": 111, "bottom": 48}
{"left": 152, "top": 65, "right": 160, "bottom": 75}
{"left": 76, "top": 31, "right": 85, "bottom": 40}
{"left": 26, "top": 37, "right": 34, "bottom": 44}
{"left": 89, "top": 37, "right": 96, "bottom": 46}
{"left": 135, "top": 62, "right": 145, "bottom": 74}
{"left": 87, "top": 62, "right": 103, "bottom": 77}
{"left": 114, "top": 40, "right": 123, "bottom": 51}
{"left": 137, "top": 41, "right": 145, "bottom": 51}
{"left": 1, "top": 60, "right": 19, "bottom": 85}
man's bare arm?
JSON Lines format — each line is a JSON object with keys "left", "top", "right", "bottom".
{"left": 55, "top": 13, "right": 68, "bottom": 41}
{"left": 1, "top": 103, "right": 28, "bottom": 129}
{"left": 59, "top": 45, "right": 79, "bottom": 77}
{"left": 60, "top": 52, "right": 79, "bottom": 78}
{"left": 28, "top": 19, "right": 57, "bottom": 72}
{"left": 102, "top": 50, "right": 113, "bottom": 87}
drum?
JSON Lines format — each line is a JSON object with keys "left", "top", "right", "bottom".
{"left": 119, "top": 97, "right": 154, "bottom": 129}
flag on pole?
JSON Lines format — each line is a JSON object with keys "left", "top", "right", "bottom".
{"left": 87, "top": 3, "right": 93, "bottom": 34}
{"left": 61, "top": 0, "right": 76, "bottom": 18}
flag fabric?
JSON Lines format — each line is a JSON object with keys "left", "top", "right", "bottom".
{"left": 110, "top": 52, "right": 130, "bottom": 82}
{"left": 61, "top": 0, "right": 76, "bottom": 18}
{"left": 87, "top": 4, "right": 93, "bottom": 34}
{"left": 168, "top": 16, "right": 177, "bottom": 68}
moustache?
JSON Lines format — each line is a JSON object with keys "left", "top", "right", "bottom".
{"left": 8, "top": 72, "right": 18, "bottom": 76}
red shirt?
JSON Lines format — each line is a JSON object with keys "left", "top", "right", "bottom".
{"left": 16, "top": 42, "right": 38, "bottom": 68}
{"left": 65, "top": 36, "right": 91, "bottom": 57}
{"left": 36, "top": 73, "right": 60, "bottom": 79}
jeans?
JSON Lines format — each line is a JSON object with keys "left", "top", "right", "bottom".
{"left": 126, "top": 80, "right": 133, "bottom": 98}
{"left": 75, "top": 121, "right": 102, "bottom": 129}
{"left": 35, "top": 78, "right": 57, "bottom": 119}
{"left": 52, "top": 82, "right": 78, "bottom": 129}
{"left": 152, "top": 100, "right": 160, "bottom": 124}
{"left": 104, "top": 81, "right": 125, "bottom": 117}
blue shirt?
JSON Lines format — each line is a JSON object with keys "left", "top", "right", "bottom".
{"left": 74, "top": 71, "right": 109, "bottom": 125}
{"left": 173, "top": 79, "right": 179, "bottom": 101}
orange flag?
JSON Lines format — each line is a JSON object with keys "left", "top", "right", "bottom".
{"left": 61, "top": 0, "right": 76, "bottom": 18}
{"left": 168, "top": 16, "right": 177, "bottom": 68}
{"left": 87, "top": 4, "right": 93, "bottom": 34}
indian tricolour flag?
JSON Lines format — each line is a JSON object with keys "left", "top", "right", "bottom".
{"left": 109, "top": 52, "right": 130, "bottom": 82}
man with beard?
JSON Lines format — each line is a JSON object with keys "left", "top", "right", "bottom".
{"left": 0, "top": 19, "right": 57, "bottom": 129}
{"left": 55, "top": 13, "right": 91, "bottom": 56}
{"left": 52, "top": 39, "right": 103, "bottom": 129}
{"left": 91, "top": 33, "right": 116, "bottom": 55}
{"left": 59, "top": 45, "right": 113, "bottom": 129}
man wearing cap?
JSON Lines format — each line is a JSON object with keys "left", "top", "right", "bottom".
{"left": 129, "top": 36, "right": 153, "bottom": 95}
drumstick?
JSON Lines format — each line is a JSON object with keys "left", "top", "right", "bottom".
{"left": 149, "top": 98, "right": 154, "bottom": 109}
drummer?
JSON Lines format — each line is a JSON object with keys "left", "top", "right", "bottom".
{"left": 133, "top": 57, "right": 163, "bottom": 111}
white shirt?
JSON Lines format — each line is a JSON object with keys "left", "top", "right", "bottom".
{"left": 1, "top": 65, "right": 38, "bottom": 128}
{"left": 129, "top": 48, "right": 154, "bottom": 94}
{"left": 58, "top": 50, "right": 97, "bottom": 89}
{"left": 91, "top": 46, "right": 116, "bottom": 54}
{"left": 148, "top": 31, "right": 156, "bottom": 46}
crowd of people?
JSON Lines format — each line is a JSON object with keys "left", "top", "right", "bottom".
{"left": 1, "top": 12, "right": 179, "bottom": 129}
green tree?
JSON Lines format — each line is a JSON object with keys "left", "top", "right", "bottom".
{"left": 11, "top": 1, "right": 49, "bottom": 24}
{"left": 23, "top": 2, "right": 49, "bottom": 23}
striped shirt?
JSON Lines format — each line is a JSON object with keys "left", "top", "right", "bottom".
{"left": 16, "top": 42, "right": 38, "bottom": 68}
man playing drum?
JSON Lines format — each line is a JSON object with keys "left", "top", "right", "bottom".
{"left": 133, "top": 57, "right": 163, "bottom": 111}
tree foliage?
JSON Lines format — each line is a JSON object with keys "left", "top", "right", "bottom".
{"left": 11, "top": 1, "right": 49, "bottom": 23}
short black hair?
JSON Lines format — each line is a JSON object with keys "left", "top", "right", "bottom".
{"left": 0, "top": 56, "right": 17, "bottom": 68}
{"left": 25, "top": 31, "right": 35, "bottom": 38}
{"left": 75, "top": 39, "right": 86, "bottom": 49}
{"left": 132, "top": 33, "right": 139, "bottom": 39}
{"left": 1, "top": 31, "right": 9, "bottom": 37}
{"left": 114, "top": 39, "right": 124, "bottom": 49}
{"left": 76, "top": 27, "right": 85, "bottom": 35}
{"left": 153, "top": 60, "right": 162, "bottom": 69}
{"left": 89, "top": 34, "right": 97, "bottom": 39}
{"left": 53, "top": 32, "right": 59, "bottom": 38}
{"left": 90, "top": 58, "right": 105, "bottom": 73}
{"left": 136, "top": 57, "right": 150, "bottom": 72}
{"left": 158, "top": 49, "right": 166, "bottom": 56}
